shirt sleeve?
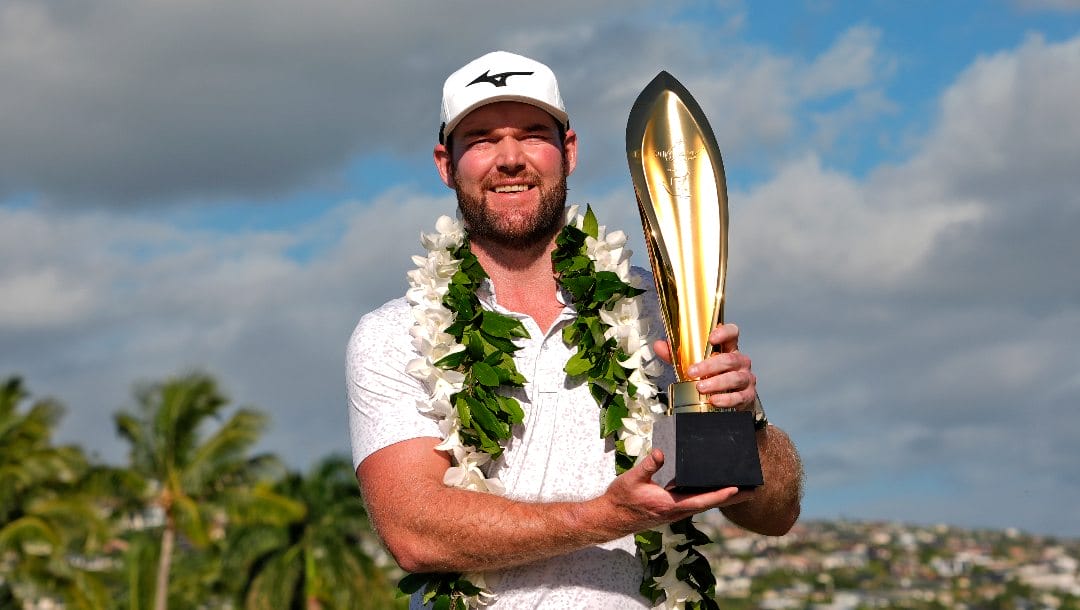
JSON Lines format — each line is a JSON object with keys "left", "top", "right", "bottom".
{"left": 346, "top": 298, "right": 442, "bottom": 470}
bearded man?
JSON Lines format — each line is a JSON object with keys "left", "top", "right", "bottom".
{"left": 347, "top": 51, "right": 803, "bottom": 609}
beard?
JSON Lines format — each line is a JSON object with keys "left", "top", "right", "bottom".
{"left": 453, "top": 167, "right": 569, "bottom": 249}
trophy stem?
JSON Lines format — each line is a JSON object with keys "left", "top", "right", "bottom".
{"left": 669, "top": 380, "right": 712, "bottom": 414}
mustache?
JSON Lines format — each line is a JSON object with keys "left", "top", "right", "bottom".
{"left": 478, "top": 171, "right": 542, "bottom": 191}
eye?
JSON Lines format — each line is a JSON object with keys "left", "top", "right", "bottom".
{"left": 522, "top": 132, "right": 552, "bottom": 144}
{"left": 466, "top": 138, "right": 495, "bottom": 150}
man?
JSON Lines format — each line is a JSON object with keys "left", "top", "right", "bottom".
{"left": 348, "top": 51, "right": 802, "bottom": 608}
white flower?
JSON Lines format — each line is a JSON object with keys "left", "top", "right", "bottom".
{"left": 600, "top": 295, "right": 643, "bottom": 338}
{"left": 406, "top": 250, "right": 460, "bottom": 307}
{"left": 584, "top": 230, "right": 630, "bottom": 274}
{"left": 659, "top": 529, "right": 692, "bottom": 566}
{"left": 406, "top": 358, "right": 465, "bottom": 401}
{"left": 418, "top": 396, "right": 454, "bottom": 419}
{"left": 625, "top": 392, "right": 658, "bottom": 417}
{"left": 463, "top": 572, "right": 498, "bottom": 607}
{"left": 443, "top": 449, "right": 505, "bottom": 495}
{"left": 420, "top": 215, "right": 465, "bottom": 251}
{"left": 434, "top": 418, "right": 464, "bottom": 455}
{"left": 651, "top": 569, "right": 702, "bottom": 610}
{"left": 619, "top": 412, "right": 653, "bottom": 457}
{"left": 564, "top": 205, "right": 581, "bottom": 226}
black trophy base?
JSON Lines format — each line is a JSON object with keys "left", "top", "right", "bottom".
{"left": 650, "top": 410, "right": 764, "bottom": 492}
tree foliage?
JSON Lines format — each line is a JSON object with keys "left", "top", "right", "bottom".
{"left": 0, "top": 373, "right": 402, "bottom": 609}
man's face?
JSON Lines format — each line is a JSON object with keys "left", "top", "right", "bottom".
{"left": 435, "top": 102, "right": 577, "bottom": 249}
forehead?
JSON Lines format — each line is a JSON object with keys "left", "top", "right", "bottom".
{"left": 452, "top": 101, "right": 560, "bottom": 136}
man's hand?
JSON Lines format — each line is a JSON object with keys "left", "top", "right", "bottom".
{"left": 596, "top": 448, "right": 752, "bottom": 532}
{"left": 653, "top": 321, "right": 803, "bottom": 536}
{"left": 653, "top": 322, "right": 757, "bottom": 410}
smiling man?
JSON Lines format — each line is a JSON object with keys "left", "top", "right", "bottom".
{"left": 347, "top": 51, "right": 803, "bottom": 609}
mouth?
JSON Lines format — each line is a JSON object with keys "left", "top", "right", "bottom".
{"left": 491, "top": 183, "right": 534, "bottom": 194}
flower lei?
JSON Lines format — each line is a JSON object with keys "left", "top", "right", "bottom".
{"left": 401, "top": 205, "right": 721, "bottom": 610}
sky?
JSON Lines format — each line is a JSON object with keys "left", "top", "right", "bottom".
{"left": 2, "top": 0, "right": 1079, "bottom": 538}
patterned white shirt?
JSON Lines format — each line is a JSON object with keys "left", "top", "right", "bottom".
{"left": 347, "top": 272, "right": 671, "bottom": 609}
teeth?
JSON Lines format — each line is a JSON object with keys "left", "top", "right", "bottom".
{"left": 494, "top": 184, "right": 530, "bottom": 193}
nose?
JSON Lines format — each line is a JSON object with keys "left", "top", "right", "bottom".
{"left": 494, "top": 136, "right": 525, "bottom": 173}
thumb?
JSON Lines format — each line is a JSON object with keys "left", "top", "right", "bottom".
{"left": 631, "top": 448, "right": 665, "bottom": 482}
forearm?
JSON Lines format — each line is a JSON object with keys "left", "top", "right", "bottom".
{"left": 380, "top": 482, "right": 624, "bottom": 573}
{"left": 358, "top": 439, "right": 630, "bottom": 574}
{"left": 721, "top": 424, "right": 803, "bottom": 535}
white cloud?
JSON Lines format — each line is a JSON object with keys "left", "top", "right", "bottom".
{"left": 919, "top": 34, "right": 1080, "bottom": 202}
{"left": 799, "top": 25, "right": 889, "bottom": 99}
{"left": 736, "top": 155, "right": 983, "bottom": 288}
{"left": 0, "top": 187, "right": 455, "bottom": 464}
{"left": 727, "top": 32, "right": 1080, "bottom": 536}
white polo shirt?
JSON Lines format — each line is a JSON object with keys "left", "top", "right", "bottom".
{"left": 347, "top": 272, "right": 670, "bottom": 609}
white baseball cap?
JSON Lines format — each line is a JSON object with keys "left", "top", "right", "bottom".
{"left": 439, "top": 51, "right": 569, "bottom": 144}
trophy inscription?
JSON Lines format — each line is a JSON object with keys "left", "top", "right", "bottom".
{"left": 627, "top": 71, "right": 763, "bottom": 491}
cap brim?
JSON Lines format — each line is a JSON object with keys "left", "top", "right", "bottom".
{"left": 443, "top": 96, "right": 570, "bottom": 140}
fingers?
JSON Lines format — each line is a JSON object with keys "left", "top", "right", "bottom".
{"left": 695, "top": 369, "right": 757, "bottom": 408}
{"left": 709, "top": 323, "right": 740, "bottom": 353}
{"left": 671, "top": 487, "right": 752, "bottom": 511}
{"left": 652, "top": 339, "right": 673, "bottom": 364}
{"left": 686, "top": 323, "right": 757, "bottom": 409}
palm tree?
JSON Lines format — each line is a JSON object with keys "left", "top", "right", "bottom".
{"left": 231, "top": 455, "right": 404, "bottom": 609}
{"left": 0, "top": 377, "right": 111, "bottom": 608}
{"left": 114, "top": 372, "right": 299, "bottom": 610}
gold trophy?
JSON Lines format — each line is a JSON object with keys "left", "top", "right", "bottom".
{"left": 627, "top": 72, "right": 763, "bottom": 490}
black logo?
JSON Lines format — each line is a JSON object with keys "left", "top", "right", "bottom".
{"left": 468, "top": 70, "right": 534, "bottom": 88}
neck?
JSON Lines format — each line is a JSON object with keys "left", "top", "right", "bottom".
{"left": 470, "top": 232, "right": 563, "bottom": 332}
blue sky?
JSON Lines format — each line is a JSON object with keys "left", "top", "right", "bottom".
{"left": 2, "top": 0, "right": 1080, "bottom": 538}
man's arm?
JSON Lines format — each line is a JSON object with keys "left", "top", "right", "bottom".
{"left": 357, "top": 437, "right": 746, "bottom": 574}
{"left": 655, "top": 323, "right": 804, "bottom": 536}
{"left": 720, "top": 424, "right": 802, "bottom": 535}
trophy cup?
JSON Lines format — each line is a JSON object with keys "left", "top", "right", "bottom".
{"left": 627, "top": 72, "right": 764, "bottom": 491}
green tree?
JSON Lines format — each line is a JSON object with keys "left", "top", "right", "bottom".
{"left": 0, "top": 377, "right": 111, "bottom": 608}
{"left": 230, "top": 455, "right": 403, "bottom": 610}
{"left": 114, "top": 372, "right": 297, "bottom": 610}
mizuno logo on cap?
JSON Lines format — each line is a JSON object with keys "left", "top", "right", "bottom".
{"left": 468, "top": 70, "right": 534, "bottom": 87}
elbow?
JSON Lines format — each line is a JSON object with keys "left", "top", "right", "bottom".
{"left": 721, "top": 499, "right": 801, "bottom": 537}
{"left": 760, "top": 504, "right": 801, "bottom": 537}
{"left": 389, "top": 546, "right": 431, "bottom": 575}
{"left": 380, "top": 528, "right": 446, "bottom": 574}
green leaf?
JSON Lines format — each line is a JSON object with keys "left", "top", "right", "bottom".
{"left": 471, "top": 361, "right": 501, "bottom": 387}
{"left": 482, "top": 333, "right": 520, "bottom": 355}
{"left": 614, "top": 441, "right": 634, "bottom": 474}
{"left": 593, "top": 271, "right": 626, "bottom": 302}
{"left": 561, "top": 276, "right": 594, "bottom": 301}
{"left": 454, "top": 395, "right": 472, "bottom": 427}
{"left": 434, "top": 349, "right": 468, "bottom": 369}
{"left": 397, "top": 573, "right": 430, "bottom": 595}
{"left": 480, "top": 311, "right": 527, "bottom": 339}
{"left": 564, "top": 349, "right": 592, "bottom": 376}
{"left": 582, "top": 204, "right": 599, "bottom": 238}
{"left": 635, "top": 530, "right": 662, "bottom": 553}
{"left": 467, "top": 396, "right": 509, "bottom": 440}
{"left": 555, "top": 224, "right": 586, "bottom": 249}
{"left": 496, "top": 395, "right": 525, "bottom": 424}
{"left": 463, "top": 329, "right": 486, "bottom": 360}
{"left": 601, "top": 397, "right": 628, "bottom": 438}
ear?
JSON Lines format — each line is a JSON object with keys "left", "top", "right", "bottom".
{"left": 563, "top": 129, "right": 578, "bottom": 176}
{"left": 433, "top": 144, "right": 454, "bottom": 189}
